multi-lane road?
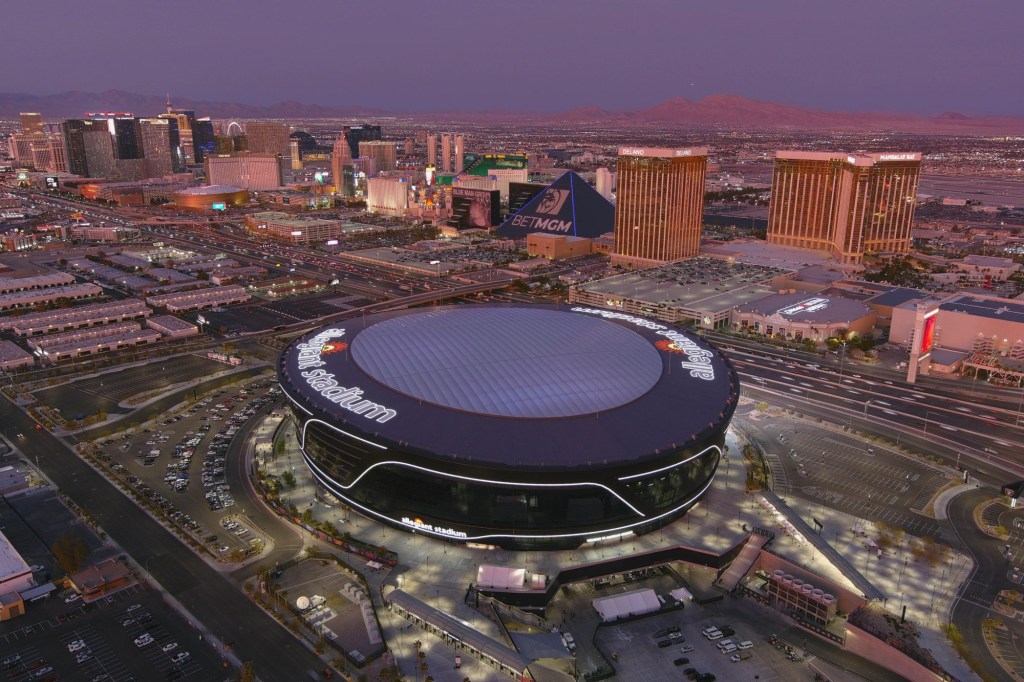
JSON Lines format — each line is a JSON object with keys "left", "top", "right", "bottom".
{"left": 0, "top": 392, "right": 330, "bottom": 679}
{"left": 713, "top": 333, "right": 1024, "bottom": 485}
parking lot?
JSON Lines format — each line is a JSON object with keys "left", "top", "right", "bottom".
{"left": 751, "top": 417, "right": 950, "bottom": 537}
{"left": 34, "top": 355, "right": 230, "bottom": 418}
{"left": 199, "top": 291, "right": 373, "bottom": 335}
{"left": 87, "top": 378, "right": 281, "bottom": 562}
{"left": 0, "top": 584, "right": 223, "bottom": 681}
{"left": 593, "top": 598, "right": 835, "bottom": 682}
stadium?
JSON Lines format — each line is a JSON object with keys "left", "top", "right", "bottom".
{"left": 277, "top": 305, "right": 739, "bottom": 550}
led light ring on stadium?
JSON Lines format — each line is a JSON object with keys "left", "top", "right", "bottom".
{"left": 277, "top": 304, "right": 739, "bottom": 550}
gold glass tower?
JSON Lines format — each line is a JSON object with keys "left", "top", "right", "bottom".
{"left": 768, "top": 151, "right": 921, "bottom": 265}
{"left": 613, "top": 147, "right": 708, "bottom": 269}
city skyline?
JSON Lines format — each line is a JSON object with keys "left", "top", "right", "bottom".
{"left": 4, "top": 0, "right": 1023, "bottom": 116}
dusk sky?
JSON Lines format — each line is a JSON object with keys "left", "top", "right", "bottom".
{"left": 6, "top": 0, "right": 1023, "bottom": 116}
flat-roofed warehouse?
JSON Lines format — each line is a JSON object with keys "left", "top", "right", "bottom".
{"left": 569, "top": 257, "right": 794, "bottom": 328}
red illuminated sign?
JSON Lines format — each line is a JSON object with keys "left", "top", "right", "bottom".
{"left": 920, "top": 316, "right": 936, "bottom": 354}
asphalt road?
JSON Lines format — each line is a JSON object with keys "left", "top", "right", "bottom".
{"left": 0, "top": 394, "right": 326, "bottom": 680}
{"left": 34, "top": 355, "right": 228, "bottom": 418}
{"left": 946, "top": 488, "right": 1021, "bottom": 682}
{"left": 79, "top": 365, "right": 270, "bottom": 441}
{"left": 725, "top": 341, "right": 1024, "bottom": 487}
{"left": 223, "top": 399, "right": 308, "bottom": 582}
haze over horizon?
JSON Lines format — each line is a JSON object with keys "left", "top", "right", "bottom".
{"left": 6, "top": 0, "right": 1023, "bottom": 117}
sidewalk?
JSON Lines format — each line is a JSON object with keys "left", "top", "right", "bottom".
{"left": 259, "top": 407, "right": 980, "bottom": 682}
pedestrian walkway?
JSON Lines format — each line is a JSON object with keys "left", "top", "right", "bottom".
{"left": 762, "top": 490, "right": 884, "bottom": 600}
{"left": 254, "top": 411, "right": 981, "bottom": 682}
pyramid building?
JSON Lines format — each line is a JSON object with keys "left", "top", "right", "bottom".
{"left": 496, "top": 171, "right": 614, "bottom": 239}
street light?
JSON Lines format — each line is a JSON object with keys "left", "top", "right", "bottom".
{"left": 863, "top": 398, "right": 876, "bottom": 417}
{"left": 1017, "top": 382, "right": 1024, "bottom": 426}
{"left": 837, "top": 341, "right": 847, "bottom": 383}
{"left": 923, "top": 410, "right": 940, "bottom": 436}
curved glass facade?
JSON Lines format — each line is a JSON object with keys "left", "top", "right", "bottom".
{"left": 294, "top": 409, "right": 725, "bottom": 550}
{"left": 278, "top": 304, "right": 740, "bottom": 551}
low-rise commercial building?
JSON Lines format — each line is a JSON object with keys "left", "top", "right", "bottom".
{"left": 36, "top": 326, "right": 162, "bottom": 362}
{"left": 69, "top": 225, "right": 141, "bottom": 242}
{"left": 146, "top": 315, "right": 199, "bottom": 338}
{"left": 0, "top": 272, "right": 75, "bottom": 294}
{"left": 0, "top": 341, "right": 34, "bottom": 371}
{"left": 208, "top": 266, "right": 267, "bottom": 285}
{"left": 0, "top": 531, "right": 33, "bottom": 600}
{"left": 28, "top": 321, "right": 142, "bottom": 351}
{"left": 145, "top": 285, "right": 249, "bottom": 313}
{"left": 730, "top": 293, "right": 876, "bottom": 341}
{"left": 891, "top": 292, "right": 1024, "bottom": 354}
{"left": 951, "top": 255, "right": 1020, "bottom": 284}
{"left": 0, "top": 282, "right": 103, "bottom": 312}
{"left": 68, "top": 558, "right": 132, "bottom": 598}
{"left": 526, "top": 233, "right": 592, "bottom": 260}
{"left": 0, "top": 299, "right": 151, "bottom": 337}
{"left": 243, "top": 212, "right": 347, "bottom": 245}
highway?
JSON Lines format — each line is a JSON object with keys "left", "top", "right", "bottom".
{"left": 711, "top": 334, "right": 1024, "bottom": 484}
{"left": 0, "top": 394, "right": 327, "bottom": 679}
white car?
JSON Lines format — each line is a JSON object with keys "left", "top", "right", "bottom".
{"left": 162, "top": 642, "right": 178, "bottom": 653}
{"left": 134, "top": 633, "right": 154, "bottom": 647}
{"left": 171, "top": 651, "right": 191, "bottom": 664}
{"left": 64, "top": 593, "right": 81, "bottom": 604}
{"left": 67, "top": 639, "right": 86, "bottom": 652}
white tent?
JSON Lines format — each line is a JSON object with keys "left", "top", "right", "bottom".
{"left": 592, "top": 588, "right": 660, "bottom": 622}
{"left": 477, "top": 565, "right": 526, "bottom": 590}
{"left": 670, "top": 587, "right": 692, "bottom": 602}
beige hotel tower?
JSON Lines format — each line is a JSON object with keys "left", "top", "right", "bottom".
{"left": 612, "top": 147, "right": 708, "bottom": 269}
{"left": 767, "top": 151, "right": 921, "bottom": 265}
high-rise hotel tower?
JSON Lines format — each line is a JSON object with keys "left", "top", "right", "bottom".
{"left": 767, "top": 151, "right": 921, "bottom": 265}
{"left": 612, "top": 147, "right": 708, "bottom": 269}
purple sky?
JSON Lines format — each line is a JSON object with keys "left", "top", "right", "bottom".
{"left": 6, "top": 0, "right": 1023, "bottom": 115}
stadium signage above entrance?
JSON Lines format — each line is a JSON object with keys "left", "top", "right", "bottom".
{"left": 570, "top": 307, "right": 716, "bottom": 381}
{"left": 400, "top": 516, "right": 468, "bottom": 539}
{"left": 295, "top": 328, "right": 398, "bottom": 424}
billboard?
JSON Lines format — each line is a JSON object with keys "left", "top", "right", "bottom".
{"left": 507, "top": 182, "right": 546, "bottom": 217}
{"left": 920, "top": 315, "right": 936, "bottom": 354}
{"left": 449, "top": 187, "right": 500, "bottom": 229}
{"left": 211, "top": 202, "right": 227, "bottom": 211}
{"left": 497, "top": 171, "right": 614, "bottom": 239}
{"left": 45, "top": 176, "right": 59, "bottom": 190}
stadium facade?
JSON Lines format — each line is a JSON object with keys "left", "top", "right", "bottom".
{"left": 278, "top": 305, "right": 739, "bottom": 550}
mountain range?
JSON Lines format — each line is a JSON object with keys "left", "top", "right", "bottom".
{"left": 2, "top": 90, "right": 1022, "bottom": 134}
